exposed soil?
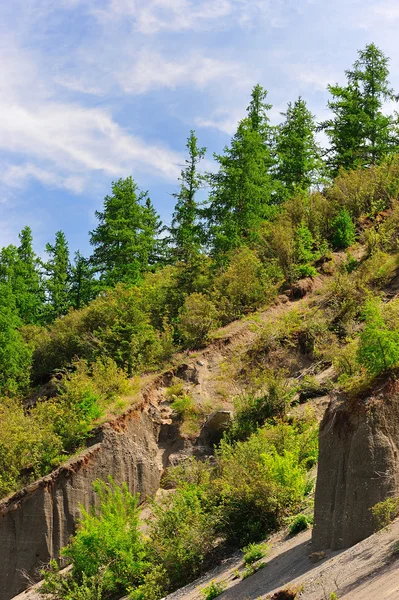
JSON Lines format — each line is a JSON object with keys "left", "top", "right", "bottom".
{"left": 164, "top": 518, "right": 399, "bottom": 600}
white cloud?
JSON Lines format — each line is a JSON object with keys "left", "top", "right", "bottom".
{"left": 0, "top": 34, "right": 184, "bottom": 197}
{"left": 370, "top": 1, "right": 399, "bottom": 21}
{"left": 119, "top": 50, "right": 249, "bottom": 94}
{"left": 94, "top": 0, "right": 232, "bottom": 33}
{"left": 2, "top": 164, "right": 87, "bottom": 194}
{"left": 196, "top": 110, "right": 243, "bottom": 135}
{"left": 92, "top": 0, "right": 294, "bottom": 34}
{"left": 0, "top": 101, "right": 182, "bottom": 181}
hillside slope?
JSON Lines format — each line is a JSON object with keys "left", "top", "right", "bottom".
{"left": 163, "top": 519, "right": 399, "bottom": 600}
{"left": 0, "top": 274, "right": 329, "bottom": 599}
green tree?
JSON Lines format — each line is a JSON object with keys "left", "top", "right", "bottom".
{"left": 0, "top": 283, "right": 32, "bottom": 395}
{"left": 207, "top": 85, "right": 276, "bottom": 257}
{"left": 70, "top": 251, "right": 97, "bottom": 310}
{"left": 16, "top": 227, "right": 45, "bottom": 323}
{"left": 0, "top": 228, "right": 44, "bottom": 324}
{"left": 331, "top": 208, "right": 356, "bottom": 249}
{"left": 275, "top": 97, "right": 324, "bottom": 198}
{"left": 169, "top": 131, "right": 206, "bottom": 263}
{"left": 90, "top": 177, "right": 164, "bottom": 287}
{"left": 43, "top": 231, "right": 71, "bottom": 320}
{"left": 322, "top": 43, "right": 398, "bottom": 174}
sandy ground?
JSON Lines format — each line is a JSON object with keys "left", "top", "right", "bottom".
{"left": 164, "top": 518, "right": 399, "bottom": 600}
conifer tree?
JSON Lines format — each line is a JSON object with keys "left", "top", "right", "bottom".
{"left": 0, "top": 228, "right": 44, "bottom": 324}
{"left": 0, "top": 282, "right": 32, "bottom": 394}
{"left": 322, "top": 43, "right": 398, "bottom": 174}
{"left": 169, "top": 131, "right": 206, "bottom": 263}
{"left": 16, "top": 227, "right": 45, "bottom": 324}
{"left": 275, "top": 97, "right": 324, "bottom": 198}
{"left": 70, "top": 251, "right": 97, "bottom": 310}
{"left": 207, "top": 85, "right": 276, "bottom": 256}
{"left": 43, "top": 230, "right": 71, "bottom": 320}
{"left": 90, "top": 177, "right": 163, "bottom": 286}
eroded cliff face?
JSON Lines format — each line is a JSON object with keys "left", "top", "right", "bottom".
{"left": 0, "top": 402, "right": 164, "bottom": 600}
{"left": 312, "top": 377, "right": 399, "bottom": 550}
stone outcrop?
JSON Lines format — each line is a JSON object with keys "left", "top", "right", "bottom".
{"left": 312, "top": 377, "right": 399, "bottom": 550}
{"left": 0, "top": 403, "right": 164, "bottom": 600}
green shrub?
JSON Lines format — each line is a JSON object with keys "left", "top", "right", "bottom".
{"left": 358, "top": 299, "right": 399, "bottom": 375}
{"left": 227, "top": 376, "right": 293, "bottom": 442}
{"left": 326, "top": 159, "right": 399, "bottom": 218}
{"left": 371, "top": 497, "right": 399, "bottom": 531}
{"left": 40, "top": 563, "right": 105, "bottom": 600}
{"left": 213, "top": 247, "right": 279, "bottom": 322}
{"left": 148, "top": 484, "right": 220, "bottom": 589}
{"left": 289, "top": 514, "right": 313, "bottom": 535}
{"left": 295, "top": 264, "right": 318, "bottom": 279}
{"left": 331, "top": 209, "right": 356, "bottom": 250}
{"left": 215, "top": 419, "right": 318, "bottom": 544}
{"left": 41, "top": 479, "right": 149, "bottom": 598}
{"left": 127, "top": 566, "right": 168, "bottom": 600}
{"left": 0, "top": 359, "right": 131, "bottom": 499}
{"left": 200, "top": 580, "right": 226, "bottom": 600}
{"left": 35, "top": 358, "right": 131, "bottom": 453}
{"left": 177, "top": 292, "right": 219, "bottom": 348}
{"left": 30, "top": 284, "right": 174, "bottom": 381}
{"left": 0, "top": 398, "right": 63, "bottom": 498}
{"left": 243, "top": 542, "right": 269, "bottom": 565}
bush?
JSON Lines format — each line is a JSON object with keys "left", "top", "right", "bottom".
{"left": 30, "top": 284, "right": 174, "bottom": 381}
{"left": 0, "top": 359, "right": 131, "bottom": 498}
{"left": 331, "top": 208, "right": 356, "bottom": 249}
{"left": 41, "top": 479, "right": 149, "bottom": 598}
{"left": 148, "top": 484, "right": 220, "bottom": 589}
{"left": 35, "top": 358, "right": 131, "bottom": 453}
{"left": 40, "top": 563, "right": 105, "bottom": 600}
{"left": 358, "top": 299, "right": 399, "bottom": 375}
{"left": 214, "top": 420, "right": 318, "bottom": 544}
{"left": 243, "top": 542, "right": 269, "bottom": 565}
{"left": 177, "top": 292, "right": 219, "bottom": 348}
{"left": 0, "top": 398, "right": 63, "bottom": 498}
{"left": 326, "top": 158, "right": 399, "bottom": 218}
{"left": 213, "top": 247, "right": 279, "bottom": 321}
{"left": 227, "top": 376, "right": 293, "bottom": 442}
{"left": 371, "top": 497, "right": 399, "bottom": 531}
{"left": 289, "top": 514, "right": 313, "bottom": 535}
{"left": 200, "top": 580, "right": 226, "bottom": 600}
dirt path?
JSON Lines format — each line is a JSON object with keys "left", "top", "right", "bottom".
{"left": 165, "top": 519, "right": 399, "bottom": 600}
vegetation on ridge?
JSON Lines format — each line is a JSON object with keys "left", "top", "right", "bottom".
{"left": 4, "top": 41, "right": 399, "bottom": 598}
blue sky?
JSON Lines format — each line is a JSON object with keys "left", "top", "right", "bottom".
{"left": 1, "top": 0, "right": 399, "bottom": 258}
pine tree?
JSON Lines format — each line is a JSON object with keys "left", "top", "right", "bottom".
{"left": 16, "top": 227, "right": 45, "bottom": 324}
{"left": 169, "top": 131, "right": 206, "bottom": 263}
{"left": 275, "top": 97, "right": 324, "bottom": 198}
{"left": 90, "top": 177, "right": 163, "bottom": 286}
{"left": 207, "top": 85, "right": 276, "bottom": 256}
{"left": 43, "top": 231, "right": 71, "bottom": 320}
{"left": 0, "top": 282, "right": 32, "bottom": 394}
{"left": 0, "top": 228, "right": 44, "bottom": 324}
{"left": 70, "top": 251, "right": 97, "bottom": 310}
{"left": 322, "top": 43, "right": 398, "bottom": 174}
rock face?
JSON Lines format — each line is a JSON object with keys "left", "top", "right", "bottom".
{"left": 0, "top": 405, "right": 163, "bottom": 600}
{"left": 198, "top": 410, "right": 232, "bottom": 447}
{"left": 312, "top": 378, "right": 399, "bottom": 550}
